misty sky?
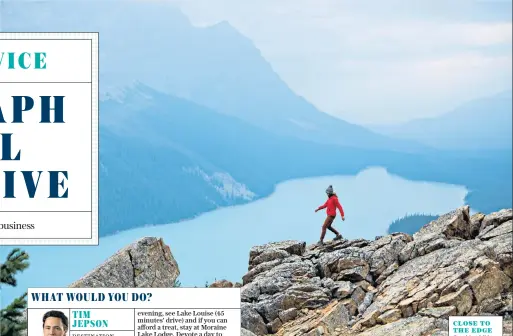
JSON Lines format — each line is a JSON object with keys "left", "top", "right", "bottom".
{"left": 169, "top": 0, "right": 512, "bottom": 124}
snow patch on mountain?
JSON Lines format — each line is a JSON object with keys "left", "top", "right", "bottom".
{"left": 183, "top": 166, "right": 256, "bottom": 201}
{"left": 100, "top": 80, "right": 155, "bottom": 103}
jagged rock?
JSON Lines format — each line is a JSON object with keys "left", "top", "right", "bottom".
{"left": 418, "top": 306, "right": 456, "bottom": 318}
{"left": 253, "top": 294, "right": 290, "bottom": 322}
{"left": 440, "top": 278, "right": 464, "bottom": 296}
{"left": 479, "top": 208, "right": 513, "bottom": 234}
{"left": 434, "top": 284, "right": 473, "bottom": 314}
{"left": 282, "top": 281, "right": 331, "bottom": 309}
{"left": 358, "top": 292, "right": 374, "bottom": 314}
{"left": 481, "top": 220, "right": 513, "bottom": 278}
{"left": 243, "top": 259, "right": 284, "bottom": 285}
{"left": 268, "top": 317, "right": 283, "bottom": 333}
{"left": 356, "top": 280, "right": 373, "bottom": 292}
{"left": 249, "top": 240, "right": 306, "bottom": 266}
{"left": 398, "top": 206, "right": 471, "bottom": 264}
{"left": 340, "top": 298, "right": 358, "bottom": 316}
{"left": 416, "top": 206, "right": 472, "bottom": 240}
{"left": 351, "top": 287, "right": 366, "bottom": 307}
{"left": 465, "top": 260, "right": 511, "bottom": 304}
{"left": 358, "top": 309, "right": 381, "bottom": 328}
{"left": 241, "top": 328, "right": 258, "bottom": 336}
{"left": 399, "top": 235, "right": 463, "bottom": 264}
{"left": 251, "top": 249, "right": 291, "bottom": 270}
{"left": 316, "top": 301, "right": 351, "bottom": 332}
{"left": 278, "top": 307, "right": 298, "bottom": 323}
{"left": 333, "top": 281, "right": 357, "bottom": 299}
{"left": 317, "top": 248, "right": 370, "bottom": 281}
{"left": 477, "top": 294, "right": 504, "bottom": 314}
{"left": 248, "top": 283, "right": 331, "bottom": 325}
{"left": 504, "top": 319, "right": 513, "bottom": 336}
{"left": 361, "top": 233, "right": 412, "bottom": 279}
{"left": 499, "top": 292, "right": 513, "bottom": 315}
{"left": 470, "top": 213, "right": 485, "bottom": 237}
{"left": 376, "top": 309, "right": 402, "bottom": 324}
{"left": 241, "top": 258, "right": 320, "bottom": 305}
{"left": 398, "top": 297, "right": 416, "bottom": 318}
{"left": 375, "top": 261, "right": 399, "bottom": 285}
{"left": 209, "top": 279, "right": 236, "bottom": 288}
{"left": 241, "top": 302, "right": 268, "bottom": 335}
{"left": 479, "top": 219, "right": 512, "bottom": 240}
{"left": 69, "top": 237, "right": 179, "bottom": 288}
{"left": 358, "top": 315, "right": 442, "bottom": 336}
{"left": 274, "top": 301, "right": 352, "bottom": 336}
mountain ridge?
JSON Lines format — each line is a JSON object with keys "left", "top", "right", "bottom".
{"left": 2, "top": 0, "right": 430, "bottom": 153}
{"left": 368, "top": 90, "right": 513, "bottom": 150}
{"left": 97, "top": 82, "right": 511, "bottom": 235}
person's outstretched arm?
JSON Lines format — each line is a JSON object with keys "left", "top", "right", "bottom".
{"left": 315, "top": 200, "right": 328, "bottom": 212}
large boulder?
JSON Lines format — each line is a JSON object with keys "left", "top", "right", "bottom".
{"left": 398, "top": 206, "right": 471, "bottom": 264}
{"left": 479, "top": 219, "right": 513, "bottom": 278}
{"left": 69, "top": 237, "right": 179, "bottom": 288}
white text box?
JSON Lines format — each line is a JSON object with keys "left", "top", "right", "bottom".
{"left": 28, "top": 288, "right": 242, "bottom": 336}
{"left": 0, "top": 32, "right": 98, "bottom": 246}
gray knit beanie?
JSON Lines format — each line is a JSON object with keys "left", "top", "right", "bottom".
{"left": 326, "top": 185, "right": 333, "bottom": 195}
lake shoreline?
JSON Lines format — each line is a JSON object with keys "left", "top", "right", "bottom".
{"left": 100, "top": 166, "right": 470, "bottom": 239}
{"left": 0, "top": 166, "right": 470, "bottom": 306}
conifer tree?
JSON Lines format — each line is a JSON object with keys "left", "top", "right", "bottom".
{"left": 0, "top": 249, "right": 29, "bottom": 336}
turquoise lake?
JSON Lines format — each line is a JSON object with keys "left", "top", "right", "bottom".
{"left": 0, "top": 167, "right": 470, "bottom": 306}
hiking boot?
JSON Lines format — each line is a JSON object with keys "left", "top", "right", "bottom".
{"left": 334, "top": 234, "right": 343, "bottom": 240}
{"left": 317, "top": 240, "right": 324, "bottom": 246}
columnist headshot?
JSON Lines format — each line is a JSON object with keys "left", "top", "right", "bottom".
{"left": 42, "top": 310, "right": 68, "bottom": 336}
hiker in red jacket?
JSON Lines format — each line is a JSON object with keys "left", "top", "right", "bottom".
{"left": 315, "top": 185, "right": 345, "bottom": 245}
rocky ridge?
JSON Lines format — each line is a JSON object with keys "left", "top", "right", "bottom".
{"left": 237, "top": 206, "right": 512, "bottom": 336}
{"left": 69, "top": 237, "right": 180, "bottom": 288}
{"left": 19, "top": 207, "right": 509, "bottom": 336}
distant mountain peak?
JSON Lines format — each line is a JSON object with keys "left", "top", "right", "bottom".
{"left": 203, "top": 19, "right": 255, "bottom": 48}
{"left": 209, "top": 20, "right": 235, "bottom": 29}
{"left": 368, "top": 91, "right": 512, "bottom": 150}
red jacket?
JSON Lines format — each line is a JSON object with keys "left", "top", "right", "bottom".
{"left": 317, "top": 194, "right": 344, "bottom": 217}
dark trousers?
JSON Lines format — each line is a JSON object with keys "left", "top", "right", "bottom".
{"left": 320, "top": 215, "right": 340, "bottom": 240}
